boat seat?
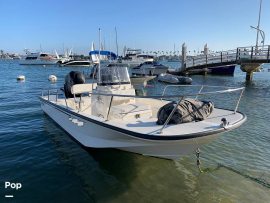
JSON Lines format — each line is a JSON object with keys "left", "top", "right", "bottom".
{"left": 71, "top": 83, "right": 97, "bottom": 95}
{"left": 109, "top": 103, "right": 152, "bottom": 120}
{"left": 70, "top": 84, "right": 97, "bottom": 110}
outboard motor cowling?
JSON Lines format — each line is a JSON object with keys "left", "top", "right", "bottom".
{"left": 64, "top": 71, "right": 85, "bottom": 98}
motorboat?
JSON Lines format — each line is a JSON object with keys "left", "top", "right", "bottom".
{"left": 121, "top": 48, "right": 154, "bottom": 68}
{"left": 89, "top": 50, "right": 117, "bottom": 64}
{"left": 131, "top": 61, "right": 169, "bottom": 76}
{"left": 20, "top": 51, "right": 61, "bottom": 65}
{"left": 89, "top": 42, "right": 117, "bottom": 64}
{"left": 130, "top": 75, "right": 156, "bottom": 88}
{"left": 60, "top": 59, "right": 91, "bottom": 67}
{"left": 40, "top": 63, "right": 246, "bottom": 160}
{"left": 158, "top": 73, "right": 192, "bottom": 84}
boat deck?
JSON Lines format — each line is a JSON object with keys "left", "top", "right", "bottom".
{"left": 45, "top": 96, "right": 246, "bottom": 138}
{"left": 105, "top": 108, "right": 245, "bottom": 137}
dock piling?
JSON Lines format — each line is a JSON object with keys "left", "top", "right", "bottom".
{"left": 181, "top": 43, "right": 187, "bottom": 72}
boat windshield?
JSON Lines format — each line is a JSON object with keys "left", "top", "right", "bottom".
{"left": 99, "top": 65, "right": 131, "bottom": 86}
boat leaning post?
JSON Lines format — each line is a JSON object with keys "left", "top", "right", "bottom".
{"left": 158, "top": 96, "right": 184, "bottom": 134}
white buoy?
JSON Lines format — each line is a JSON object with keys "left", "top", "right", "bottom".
{"left": 17, "top": 75, "right": 25, "bottom": 81}
{"left": 48, "top": 75, "right": 57, "bottom": 82}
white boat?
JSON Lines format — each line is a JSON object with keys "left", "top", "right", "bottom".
{"left": 121, "top": 48, "right": 154, "bottom": 68}
{"left": 89, "top": 50, "right": 117, "bottom": 64}
{"left": 131, "top": 61, "right": 169, "bottom": 76}
{"left": 20, "top": 52, "right": 60, "bottom": 65}
{"left": 89, "top": 42, "right": 117, "bottom": 64}
{"left": 60, "top": 60, "right": 91, "bottom": 67}
{"left": 158, "top": 73, "right": 192, "bottom": 84}
{"left": 130, "top": 75, "right": 156, "bottom": 88}
{"left": 40, "top": 65, "right": 246, "bottom": 160}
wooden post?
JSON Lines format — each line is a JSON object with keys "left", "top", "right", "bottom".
{"left": 251, "top": 46, "right": 254, "bottom": 60}
{"left": 221, "top": 52, "right": 223, "bottom": 63}
{"left": 181, "top": 43, "right": 187, "bottom": 71}
{"left": 236, "top": 48, "right": 239, "bottom": 62}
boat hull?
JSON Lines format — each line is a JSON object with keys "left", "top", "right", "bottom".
{"left": 60, "top": 60, "right": 91, "bottom": 67}
{"left": 185, "top": 64, "right": 236, "bottom": 76}
{"left": 208, "top": 64, "right": 236, "bottom": 75}
{"left": 41, "top": 98, "right": 221, "bottom": 160}
{"left": 132, "top": 67, "right": 168, "bottom": 76}
{"left": 20, "top": 59, "right": 59, "bottom": 65}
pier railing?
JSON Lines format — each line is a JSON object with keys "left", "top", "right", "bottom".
{"left": 236, "top": 45, "right": 270, "bottom": 61}
{"left": 185, "top": 45, "right": 270, "bottom": 68}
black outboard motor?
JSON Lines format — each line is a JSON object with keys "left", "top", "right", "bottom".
{"left": 64, "top": 71, "right": 85, "bottom": 98}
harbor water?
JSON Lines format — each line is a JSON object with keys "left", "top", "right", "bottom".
{"left": 0, "top": 60, "right": 270, "bottom": 202}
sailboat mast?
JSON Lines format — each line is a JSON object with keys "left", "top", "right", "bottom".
{"left": 115, "top": 27, "right": 119, "bottom": 57}
{"left": 98, "top": 28, "right": 101, "bottom": 84}
{"left": 256, "top": 0, "right": 262, "bottom": 49}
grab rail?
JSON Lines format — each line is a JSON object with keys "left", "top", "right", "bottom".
{"left": 161, "top": 84, "right": 244, "bottom": 113}
{"left": 84, "top": 86, "right": 244, "bottom": 99}
{"left": 161, "top": 84, "right": 242, "bottom": 98}
{"left": 42, "top": 86, "right": 244, "bottom": 99}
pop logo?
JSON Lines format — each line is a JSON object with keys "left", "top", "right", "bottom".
{"left": 5, "top": 181, "right": 22, "bottom": 190}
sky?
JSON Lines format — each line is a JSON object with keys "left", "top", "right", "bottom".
{"left": 0, "top": 0, "right": 269, "bottom": 55}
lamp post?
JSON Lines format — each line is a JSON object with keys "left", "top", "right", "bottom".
{"left": 251, "top": 0, "right": 263, "bottom": 53}
{"left": 250, "top": 26, "right": 265, "bottom": 47}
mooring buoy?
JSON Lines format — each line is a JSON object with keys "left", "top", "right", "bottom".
{"left": 17, "top": 75, "right": 25, "bottom": 81}
{"left": 48, "top": 75, "right": 57, "bottom": 82}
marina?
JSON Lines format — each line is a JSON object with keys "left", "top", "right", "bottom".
{"left": 1, "top": 0, "right": 270, "bottom": 202}
{"left": 1, "top": 61, "right": 270, "bottom": 202}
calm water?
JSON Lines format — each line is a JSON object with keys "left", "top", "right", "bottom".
{"left": 0, "top": 60, "right": 270, "bottom": 202}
